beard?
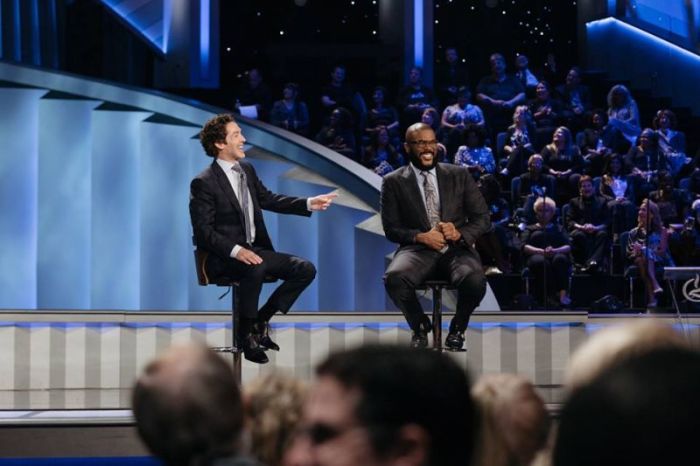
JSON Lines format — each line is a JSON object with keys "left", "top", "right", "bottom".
{"left": 409, "top": 151, "right": 439, "bottom": 171}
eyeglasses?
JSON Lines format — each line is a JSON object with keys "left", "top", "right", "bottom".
{"left": 407, "top": 140, "right": 438, "bottom": 147}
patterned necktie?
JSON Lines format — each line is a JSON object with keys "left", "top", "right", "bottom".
{"left": 231, "top": 164, "right": 253, "bottom": 245}
{"left": 421, "top": 172, "right": 440, "bottom": 227}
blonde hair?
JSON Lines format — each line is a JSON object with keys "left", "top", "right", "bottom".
{"left": 565, "top": 320, "right": 688, "bottom": 391}
{"left": 244, "top": 373, "right": 308, "bottom": 466}
{"left": 472, "top": 373, "right": 551, "bottom": 466}
{"left": 533, "top": 196, "right": 556, "bottom": 212}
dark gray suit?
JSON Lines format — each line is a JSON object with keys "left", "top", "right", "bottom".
{"left": 190, "top": 160, "right": 316, "bottom": 319}
{"left": 381, "top": 163, "right": 491, "bottom": 332}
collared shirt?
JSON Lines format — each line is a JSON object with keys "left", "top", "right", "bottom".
{"left": 410, "top": 164, "right": 441, "bottom": 216}
{"left": 216, "top": 158, "right": 256, "bottom": 258}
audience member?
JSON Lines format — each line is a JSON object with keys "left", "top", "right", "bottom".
{"left": 365, "top": 86, "right": 400, "bottom": 147}
{"left": 441, "top": 87, "right": 485, "bottom": 156}
{"left": 435, "top": 46, "right": 470, "bottom": 106}
{"left": 362, "top": 125, "right": 403, "bottom": 176}
{"left": 625, "top": 199, "right": 674, "bottom": 308}
{"left": 476, "top": 53, "right": 526, "bottom": 136}
{"left": 500, "top": 105, "right": 536, "bottom": 178}
{"left": 315, "top": 107, "right": 357, "bottom": 159}
{"left": 235, "top": 68, "right": 273, "bottom": 122}
{"left": 514, "top": 54, "right": 541, "bottom": 98}
{"left": 303, "top": 345, "right": 476, "bottom": 466}
{"left": 653, "top": 109, "right": 689, "bottom": 176}
{"left": 554, "top": 347, "right": 700, "bottom": 466}
{"left": 606, "top": 84, "right": 640, "bottom": 146}
{"left": 556, "top": 67, "right": 591, "bottom": 132}
{"left": 244, "top": 374, "right": 308, "bottom": 466}
{"left": 517, "top": 154, "right": 555, "bottom": 209}
{"left": 600, "top": 153, "right": 637, "bottom": 238}
{"left": 397, "top": 66, "right": 437, "bottom": 129}
{"left": 541, "top": 126, "right": 584, "bottom": 203}
{"left": 648, "top": 170, "right": 689, "bottom": 227}
{"left": 132, "top": 344, "right": 259, "bottom": 466}
{"left": 270, "top": 82, "right": 310, "bottom": 136}
{"left": 625, "top": 128, "right": 666, "bottom": 202}
{"left": 522, "top": 196, "right": 572, "bottom": 307}
{"left": 528, "top": 81, "right": 562, "bottom": 140}
{"left": 454, "top": 124, "right": 495, "bottom": 179}
{"left": 471, "top": 373, "right": 551, "bottom": 466}
{"left": 476, "top": 174, "right": 513, "bottom": 274}
{"left": 673, "top": 199, "right": 700, "bottom": 266}
{"left": 578, "top": 108, "right": 628, "bottom": 177}
{"left": 565, "top": 175, "right": 610, "bottom": 272}
{"left": 320, "top": 64, "right": 356, "bottom": 122}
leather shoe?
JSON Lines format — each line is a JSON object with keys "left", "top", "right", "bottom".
{"left": 410, "top": 329, "right": 429, "bottom": 349}
{"left": 445, "top": 331, "right": 465, "bottom": 351}
{"left": 240, "top": 334, "right": 269, "bottom": 364}
{"left": 254, "top": 321, "right": 280, "bottom": 351}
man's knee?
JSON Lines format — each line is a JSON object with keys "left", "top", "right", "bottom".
{"left": 384, "top": 270, "right": 412, "bottom": 293}
{"left": 296, "top": 259, "right": 317, "bottom": 281}
{"left": 456, "top": 270, "right": 486, "bottom": 296}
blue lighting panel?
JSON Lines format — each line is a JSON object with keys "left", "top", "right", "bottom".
{"left": 413, "top": 0, "right": 423, "bottom": 67}
{"left": 100, "top": 0, "right": 167, "bottom": 54}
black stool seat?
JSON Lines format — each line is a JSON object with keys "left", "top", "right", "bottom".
{"left": 415, "top": 280, "right": 463, "bottom": 352}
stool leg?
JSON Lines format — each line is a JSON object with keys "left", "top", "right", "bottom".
{"left": 432, "top": 286, "right": 443, "bottom": 352}
{"left": 232, "top": 287, "right": 242, "bottom": 382}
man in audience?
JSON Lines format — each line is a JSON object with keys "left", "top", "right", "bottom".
{"left": 381, "top": 123, "right": 490, "bottom": 350}
{"left": 476, "top": 53, "right": 526, "bottom": 136}
{"left": 132, "top": 344, "right": 260, "bottom": 466}
{"left": 514, "top": 54, "right": 540, "bottom": 98}
{"left": 435, "top": 46, "right": 470, "bottom": 106}
{"left": 302, "top": 344, "right": 476, "bottom": 466}
{"left": 397, "top": 66, "right": 437, "bottom": 130}
{"left": 565, "top": 175, "right": 609, "bottom": 273}
{"left": 320, "top": 64, "right": 356, "bottom": 123}
{"left": 235, "top": 68, "right": 273, "bottom": 122}
{"left": 556, "top": 66, "right": 591, "bottom": 132}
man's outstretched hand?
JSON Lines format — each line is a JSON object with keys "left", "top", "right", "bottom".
{"left": 309, "top": 192, "right": 338, "bottom": 211}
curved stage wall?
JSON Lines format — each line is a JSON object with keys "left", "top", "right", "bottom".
{"left": 0, "top": 61, "right": 500, "bottom": 312}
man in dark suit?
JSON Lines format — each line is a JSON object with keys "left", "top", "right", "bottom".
{"left": 565, "top": 175, "right": 609, "bottom": 273}
{"left": 381, "top": 123, "right": 491, "bottom": 350}
{"left": 190, "top": 114, "right": 336, "bottom": 363}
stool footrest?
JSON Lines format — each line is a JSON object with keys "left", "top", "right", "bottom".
{"left": 210, "top": 346, "right": 242, "bottom": 353}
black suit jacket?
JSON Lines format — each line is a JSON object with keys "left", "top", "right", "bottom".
{"left": 190, "top": 160, "right": 311, "bottom": 261}
{"left": 380, "top": 163, "right": 491, "bottom": 248}
{"left": 565, "top": 195, "right": 610, "bottom": 232}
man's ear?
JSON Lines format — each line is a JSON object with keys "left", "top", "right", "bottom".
{"left": 390, "top": 424, "right": 430, "bottom": 466}
{"left": 214, "top": 140, "right": 226, "bottom": 151}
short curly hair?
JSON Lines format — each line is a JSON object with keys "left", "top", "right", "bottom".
{"left": 199, "top": 113, "right": 235, "bottom": 157}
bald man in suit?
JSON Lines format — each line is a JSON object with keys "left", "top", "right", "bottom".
{"left": 381, "top": 123, "right": 491, "bottom": 350}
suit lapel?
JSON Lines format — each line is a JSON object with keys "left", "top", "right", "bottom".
{"left": 402, "top": 166, "right": 431, "bottom": 229}
{"left": 211, "top": 161, "right": 244, "bottom": 215}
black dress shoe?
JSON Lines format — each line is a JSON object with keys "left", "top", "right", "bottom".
{"left": 445, "top": 331, "right": 465, "bottom": 351}
{"left": 410, "top": 330, "right": 429, "bottom": 349}
{"left": 254, "top": 321, "right": 280, "bottom": 351}
{"left": 241, "top": 334, "right": 269, "bottom": 364}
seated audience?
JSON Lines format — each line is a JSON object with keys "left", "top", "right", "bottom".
{"left": 320, "top": 64, "right": 356, "bottom": 123}
{"left": 132, "top": 343, "right": 259, "bottom": 466}
{"left": 471, "top": 373, "right": 551, "bottom": 466}
{"left": 648, "top": 170, "right": 689, "bottom": 227}
{"left": 607, "top": 84, "right": 640, "bottom": 146}
{"left": 476, "top": 174, "right": 513, "bottom": 274}
{"left": 500, "top": 105, "right": 537, "bottom": 178}
{"left": 565, "top": 176, "right": 610, "bottom": 272}
{"left": 365, "top": 85, "right": 400, "bottom": 147}
{"left": 522, "top": 196, "right": 572, "bottom": 307}
{"left": 578, "top": 108, "right": 629, "bottom": 177}
{"left": 477, "top": 53, "right": 526, "bottom": 136}
{"left": 397, "top": 66, "right": 437, "bottom": 129}
{"left": 554, "top": 347, "right": 700, "bottom": 466}
{"left": 302, "top": 345, "right": 476, "bottom": 466}
{"left": 625, "top": 199, "right": 674, "bottom": 308}
{"left": 244, "top": 374, "right": 308, "bottom": 466}
{"left": 625, "top": 128, "right": 666, "bottom": 202}
{"left": 315, "top": 107, "right": 357, "bottom": 159}
{"left": 514, "top": 54, "right": 541, "bottom": 98}
{"left": 600, "top": 153, "right": 637, "bottom": 238}
{"left": 454, "top": 124, "right": 495, "bottom": 178}
{"left": 528, "top": 81, "right": 562, "bottom": 138}
{"left": 441, "top": 86, "right": 485, "bottom": 156}
{"left": 362, "top": 125, "right": 403, "bottom": 176}
{"left": 653, "top": 109, "right": 690, "bottom": 177}
{"left": 541, "top": 126, "right": 584, "bottom": 204}
{"left": 235, "top": 68, "right": 273, "bottom": 121}
{"left": 556, "top": 66, "right": 592, "bottom": 132}
{"left": 673, "top": 199, "right": 700, "bottom": 266}
{"left": 435, "top": 46, "right": 470, "bottom": 106}
{"left": 270, "top": 82, "right": 310, "bottom": 136}
{"left": 517, "top": 154, "right": 555, "bottom": 208}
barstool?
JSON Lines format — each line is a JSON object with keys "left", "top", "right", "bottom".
{"left": 194, "top": 248, "right": 276, "bottom": 380}
{"left": 416, "top": 280, "right": 464, "bottom": 352}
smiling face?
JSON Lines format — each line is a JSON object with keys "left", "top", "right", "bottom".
{"left": 214, "top": 122, "right": 246, "bottom": 162}
{"left": 405, "top": 126, "right": 439, "bottom": 171}
{"left": 536, "top": 82, "right": 549, "bottom": 100}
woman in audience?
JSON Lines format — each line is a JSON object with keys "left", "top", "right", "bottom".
{"left": 471, "top": 373, "right": 551, "bottom": 466}
{"left": 607, "top": 84, "right": 640, "bottom": 146}
{"left": 244, "top": 374, "right": 308, "bottom": 466}
{"left": 270, "top": 82, "right": 310, "bottom": 136}
{"left": 648, "top": 170, "right": 689, "bottom": 227}
{"left": 475, "top": 174, "right": 513, "bottom": 274}
{"left": 454, "top": 124, "right": 496, "bottom": 178}
{"left": 528, "top": 80, "right": 561, "bottom": 138}
{"left": 600, "top": 153, "right": 637, "bottom": 239}
{"left": 500, "top": 105, "right": 537, "bottom": 178}
{"left": 361, "top": 125, "right": 403, "bottom": 176}
{"left": 579, "top": 109, "right": 628, "bottom": 177}
{"left": 626, "top": 199, "right": 674, "bottom": 308}
{"left": 522, "top": 196, "right": 572, "bottom": 307}
{"left": 441, "top": 87, "right": 485, "bottom": 156}
{"left": 315, "top": 107, "right": 357, "bottom": 159}
{"left": 625, "top": 128, "right": 666, "bottom": 202}
{"left": 653, "top": 109, "right": 689, "bottom": 177}
{"left": 540, "top": 126, "right": 584, "bottom": 204}
{"left": 364, "top": 86, "right": 400, "bottom": 147}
